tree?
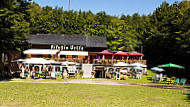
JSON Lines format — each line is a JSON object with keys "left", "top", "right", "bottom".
{"left": 0, "top": 0, "right": 30, "bottom": 51}
{"left": 143, "top": 1, "right": 190, "bottom": 79}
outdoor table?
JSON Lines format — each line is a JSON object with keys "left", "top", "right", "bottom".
{"left": 166, "top": 80, "right": 172, "bottom": 84}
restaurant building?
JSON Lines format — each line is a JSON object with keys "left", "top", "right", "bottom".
{"left": 0, "top": 34, "right": 147, "bottom": 78}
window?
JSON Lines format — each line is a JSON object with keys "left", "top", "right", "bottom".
{"left": 1, "top": 53, "right": 8, "bottom": 62}
{"left": 72, "top": 55, "right": 78, "bottom": 58}
{"left": 60, "top": 55, "right": 66, "bottom": 58}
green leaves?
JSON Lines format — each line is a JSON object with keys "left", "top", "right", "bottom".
{"left": 142, "top": 1, "right": 190, "bottom": 69}
{"left": 0, "top": 0, "right": 30, "bottom": 50}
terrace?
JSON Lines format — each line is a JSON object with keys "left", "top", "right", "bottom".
{"left": 46, "top": 58, "right": 147, "bottom": 65}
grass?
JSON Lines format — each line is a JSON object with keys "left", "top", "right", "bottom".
{"left": 0, "top": 82, "right": 189, "bottom": 107}
{"left": 13, "top": 70, "right": 189, "bottom": 87}
{"left": 110, "top": 70, "right": 189, "bottom": 86}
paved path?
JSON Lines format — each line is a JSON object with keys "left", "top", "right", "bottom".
{"left": 2, "top": 79, "right": 190, "bottom": 91}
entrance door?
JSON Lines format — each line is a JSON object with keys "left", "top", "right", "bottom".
{"left": 95, "top": 70, "right": 105, "bottom": 78}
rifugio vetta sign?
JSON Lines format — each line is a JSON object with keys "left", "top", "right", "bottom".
{"left": 51, "top": 45, "right": 84, "bottom": 51}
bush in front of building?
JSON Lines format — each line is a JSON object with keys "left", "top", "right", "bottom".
{"left": 120, "top": 75, "right": 127, "bottom": 80}
{"left": 80, "top": 70, "right": 84, "bottom": 77}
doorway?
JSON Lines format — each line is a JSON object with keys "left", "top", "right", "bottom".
{"left": 95, "top": 70, "right": 105, "bottom": 78}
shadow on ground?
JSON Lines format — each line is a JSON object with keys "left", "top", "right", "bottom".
{"left": 0, "top": 76, "right": 12, "bottom": 81}
{"left": 184, "top": 94, "right": 190, "bottom": 102}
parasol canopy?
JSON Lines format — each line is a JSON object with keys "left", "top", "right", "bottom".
{"left": 12, "top": 59, "right": 25, "bottom": 62}
{"left": 98, "top": 51, "right": 113, "bottom": 55}
{"left": 133, "top": 66, "right": 143, "bottom": 70}
{"left": 130, "top": 63, "right": 147, "bottom": 67}
{"left": 114, "top": 51, "right": 128, "bottom": 56}
{"left": 158, "top": 63, "right": 184, "bottom": 69}
{"left": 23, "top": 58, "right": 61, "bottom": 64}
{"left": 113, "top": 62, "right": 129, "bottom": 67}
{"left": 128, "top": 52, "right": 144, "bottom": 56}
{"left": 151, "top": 67, "right": 164, "bottom": 72}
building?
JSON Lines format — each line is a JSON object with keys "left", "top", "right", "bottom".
{"left": 0, "top": 34, "right": 147, "bottom": 78}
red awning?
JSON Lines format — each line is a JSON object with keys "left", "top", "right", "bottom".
{"left": 128, "top": 52, "right": 144, "bottom": 56}
{"left": 114, "top": 51, "right": 128, "bottom": 56}
{"left": 98, "top": 51, "right": 113, "bottom": 55}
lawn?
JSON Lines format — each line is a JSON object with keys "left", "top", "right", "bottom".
{"left": 111, "top": 70, "right": 189, "bottom": 86}
{"left": 0, "top": 82, "right": 189, "bottom": 106}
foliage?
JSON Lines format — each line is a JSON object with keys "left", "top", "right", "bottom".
{"left": 80, "top": 70, "right": 84, "bottom": 75}
{"left": 0, "top": 0, "right": 30, "bottom": 51}
{"left": 142, "top": 1, "right": 190, "bottom": 80}
{"left": 91, "top": 71, "right": 96, "bottom": 75}
{"left": 27, "top": 3, "right": 142, "bottom": 52}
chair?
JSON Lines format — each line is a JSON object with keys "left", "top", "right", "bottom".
{"left": 20, "top": 73, "right": 26, "bottom": 79}
{"left": 33, "top": 73, "right": 39, "bottom": 79}
{"left": 173, "top": 78, "right": 180, "bottom": 85}
{"left": 151, "top": 75, "right": 155, "bottom": 81}
{"left": 20, "top": 76, "right": 26, "bottom": 79}
{"left": 155, "top": 77, "right": 160, "bottom": 83}
{"left": 162, "top": 77, "right": 167, "bottom": 84}
{"left": 136, "top": 74, "right": 140, "bottom": 79}
{"left": 51, "top": 72, "right": 56, "bottom": 79}
{"left": 58, "top": 71, "right": 62, "bottom": 76}
{"left": 179, "top": 78, "right": 186, "bottom": 85}
{"left": 166, "top": 78, "right": 172, "bottom": 84}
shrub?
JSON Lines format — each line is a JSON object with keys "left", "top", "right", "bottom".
{"left": 80, "top": 70, "right": 84, "bottom": 75}
{"left": 91, "top": 71, "right": 96, "bottom": 75}
{"left": 113, "top": 76, "right": 116, "bottom": 80}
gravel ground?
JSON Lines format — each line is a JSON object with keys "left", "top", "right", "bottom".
{"left": 1, "top": 79, "right": 190, "bottom": 91}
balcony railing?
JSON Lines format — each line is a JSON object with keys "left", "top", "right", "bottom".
{"left": 44, "top": 58, "right": 147, "bottom": 65}
{"left": 92, "top": 59, "right": 147, "bottom": 65}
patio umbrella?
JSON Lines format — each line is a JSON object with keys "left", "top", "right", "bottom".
{"left": 130, "top": 63, "right": 147, "bottom": 67}
{"left": 114, "top": 51, "right": 128, "bottom": 56}
{"left": 128, "top": 52, "right": 144, "bottom": 56}
{"left": 98, "top": 51, "right": 113, "bottom": 60}
{"left": 151, "top": 67, "right": 164, "bottom": 72}
{"left": 12, "top": 58, "right": 25, "bottom": 62}
{"left": 158, "top": 63, "right": 185, "bottom": 79}
{"left": 133, "top": 66, "right": 143, "bottom": 70}
{"left": 113, "top": 62, "right": 129, "bottom": 67}
{"left": 151, "top": 67, "right": 165, "bottom": 78}
{"left": 98, "top": 51, "right": 113, "bottom": 55}
{"left": 158, "top": 63, "right": 185, "bottom": 69}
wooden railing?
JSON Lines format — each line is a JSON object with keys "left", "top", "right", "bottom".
{"left": 44, "top": 58, "right": 147, "bottom": 65}
{"left": 92, "top": 59, "right": 147, "bottom": 65}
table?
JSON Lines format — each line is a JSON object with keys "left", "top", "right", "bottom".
{"left": 166, "top": 80, "right": 172, "bottom": 84}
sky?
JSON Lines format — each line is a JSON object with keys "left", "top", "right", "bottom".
{"left": 33, "top": 0, "right": 182, "bottom": 16}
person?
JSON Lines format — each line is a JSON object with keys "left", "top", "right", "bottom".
{"left": 62, "top": 68, "right": 67, "bottom": 79}
{"left": 30, "top": 67, "right": 34, "bottom": 78}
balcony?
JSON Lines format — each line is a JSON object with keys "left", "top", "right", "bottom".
{"left": 92, "top": 59, "right": 146, "bottom": 65}
{"left": 44, "top": 58, "right": 147, "bottom": 65}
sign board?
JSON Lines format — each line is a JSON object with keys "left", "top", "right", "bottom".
{"left": 51, "top": 45, "right": 84, "bottom": 51}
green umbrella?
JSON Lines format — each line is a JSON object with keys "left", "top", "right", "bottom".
{"left": 158, "top": 63, "right": 184, "bottom": 69}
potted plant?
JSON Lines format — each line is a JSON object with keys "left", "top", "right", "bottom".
{"left": 91, "top": 71, "right": 96, "bottom": 78}
{"left": 80, "top": 70, "right": 84, "bottom": 77}
{"left": 104, "top": 59, "right": 107, "bottom": 64}
{"left": 109, "top": 60, "right": 112, "bottom": 64}
{"left": 95, "top": 59, "right": 99, "bottom": 64}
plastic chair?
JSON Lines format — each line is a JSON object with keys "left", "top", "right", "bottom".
{"left": 51, "top": 72, "right": 56, "bottom": 79}
{"left": 59, "top": 71, "right": 62, "bottom": 76}
{"left": 162, "top": 77, "right": 167, "bottom": 84}
{"left": 173, "top": 78, "right": 180, "bottom": 85}
{"left": 151, "top": 75, "right": 155, "bottom": 81}
{"left": 179, "top": 78, "right": 186, "bottom": 85}
{"left": 155, "top": 77, "right": 160, "bottom": 83}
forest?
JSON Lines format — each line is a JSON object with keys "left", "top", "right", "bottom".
{"left": 1, "top": 0, "right": 190, "bottom": 77}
